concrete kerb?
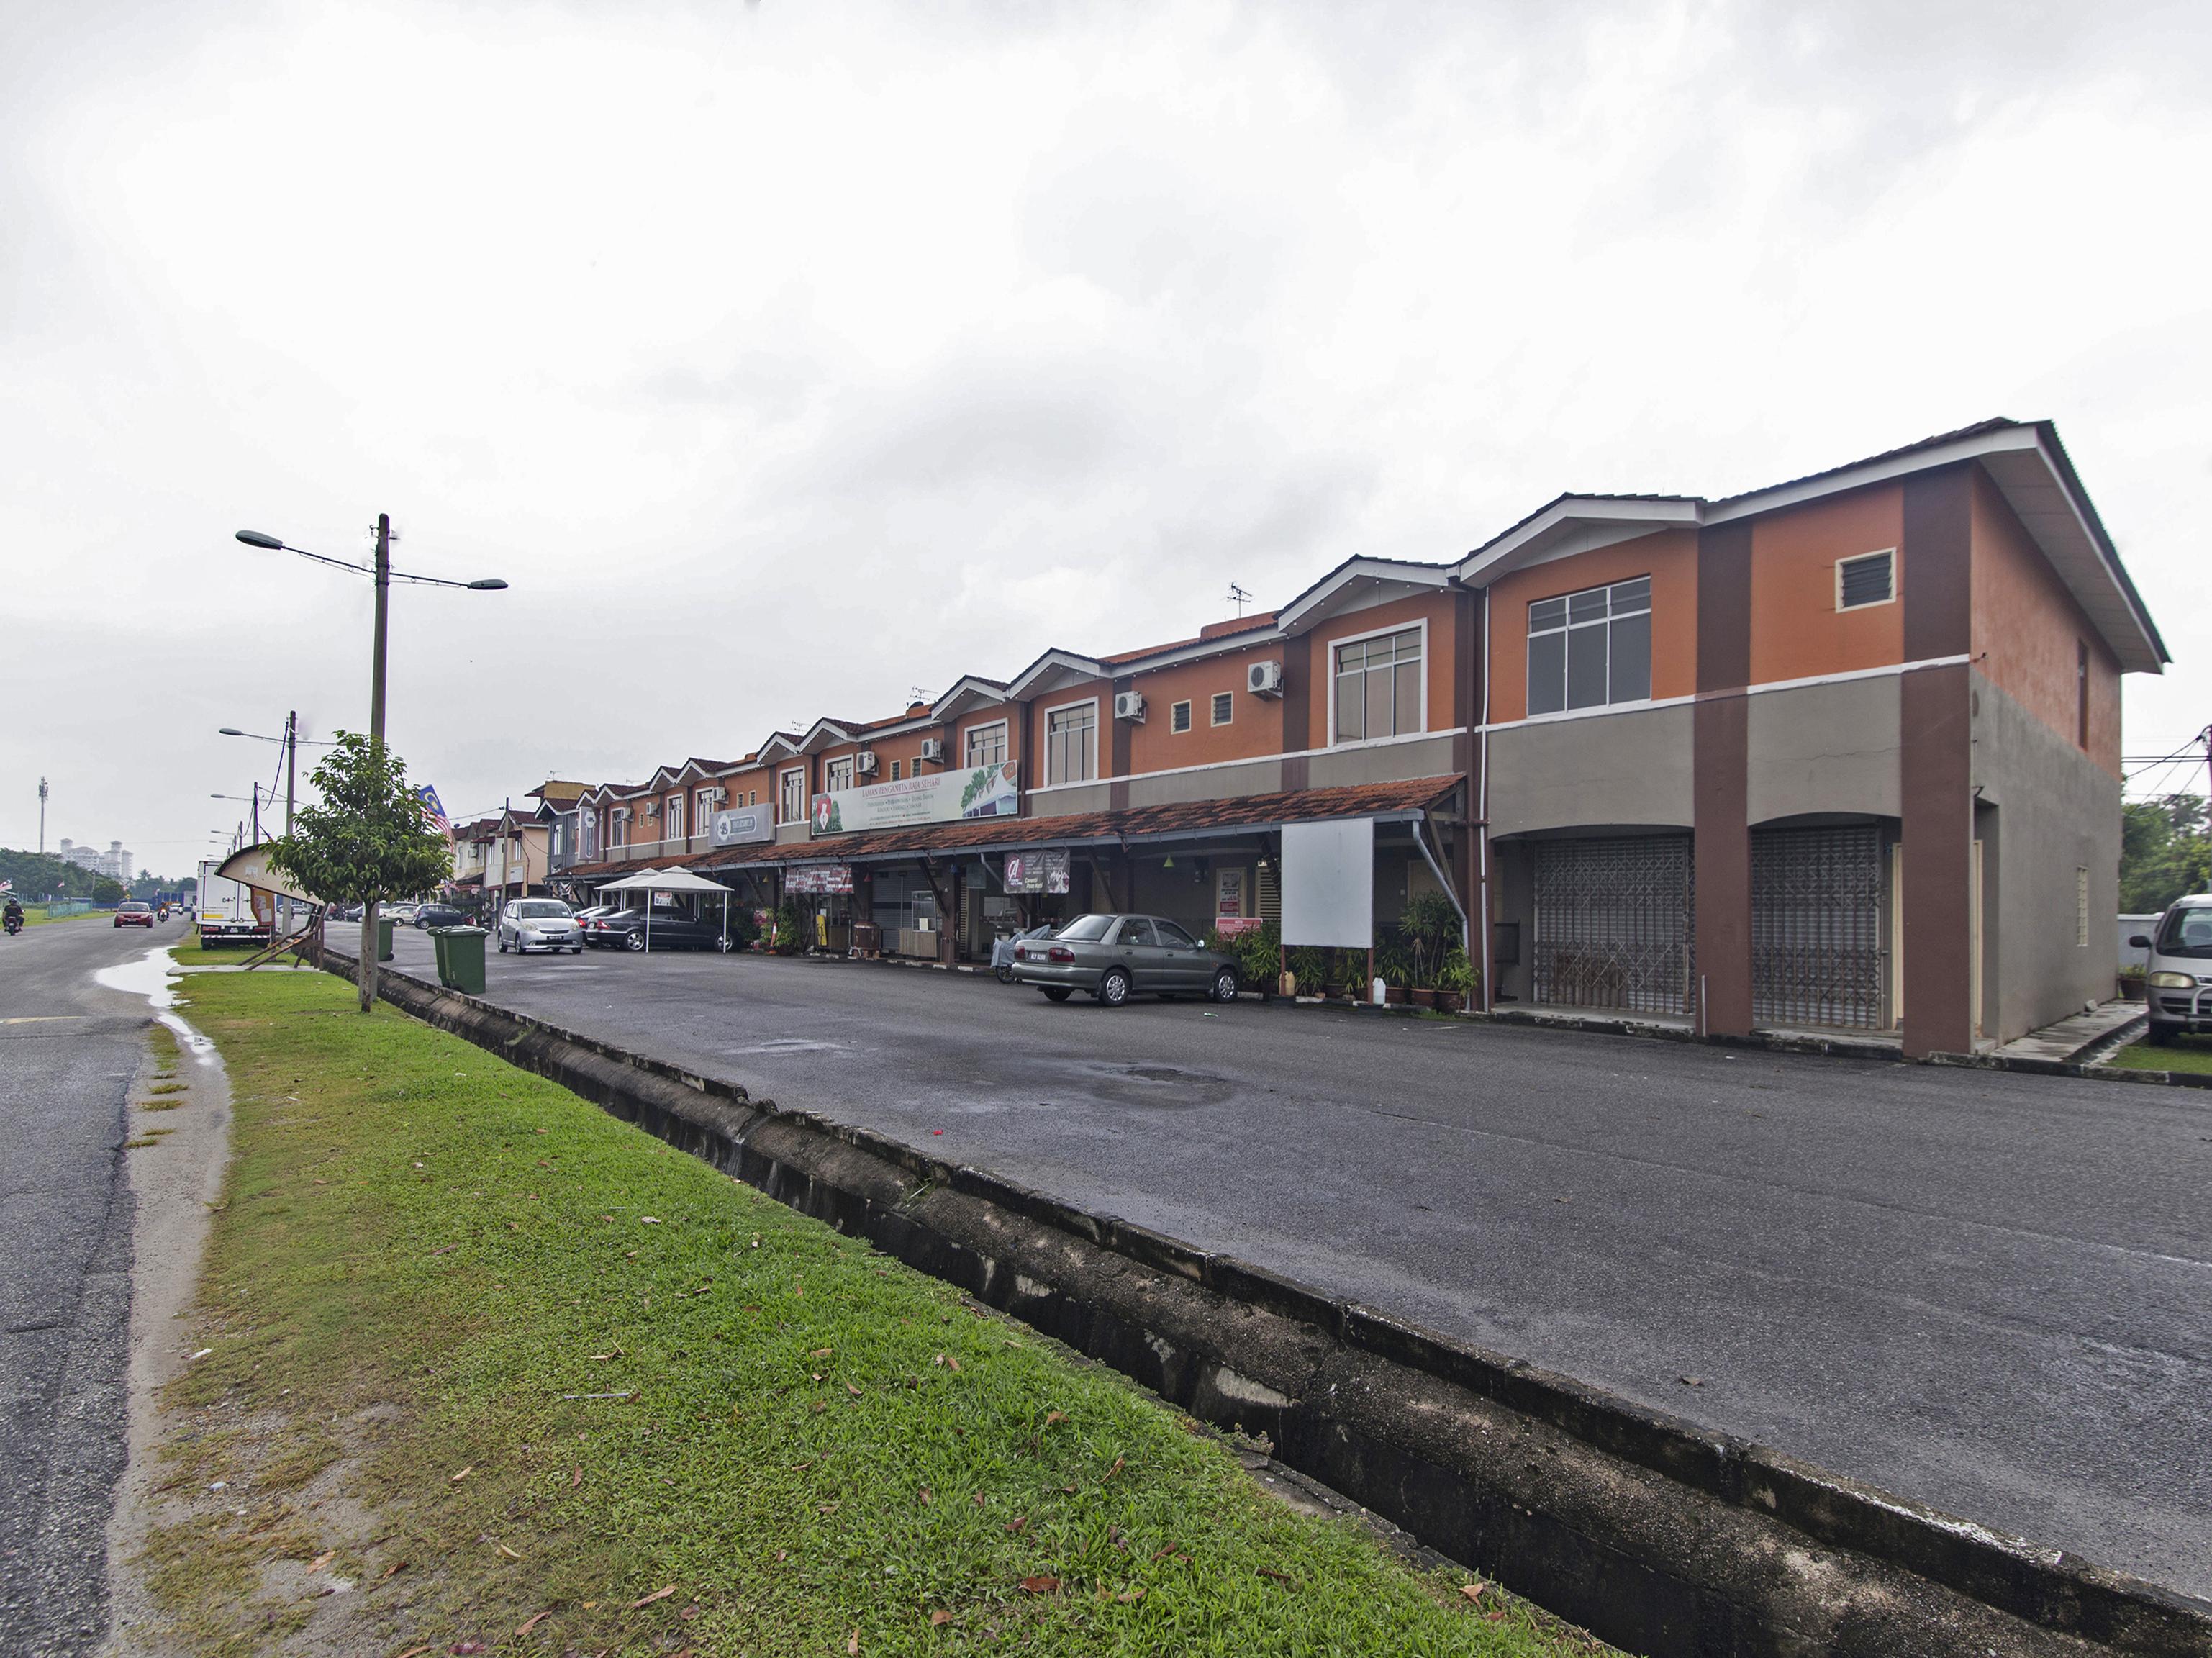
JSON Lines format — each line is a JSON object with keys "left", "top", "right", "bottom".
{"left": 319, "top": 950, "right": 2211, "bottom": 1658}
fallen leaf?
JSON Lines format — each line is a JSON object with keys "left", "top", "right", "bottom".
{"left": 1017, "top": 1576, "right": 1059, "bottom": 1595}
{"left": 946, "top": 1356, "right": 961, "bottom": 1373}
{"left": 810, "top": 1347, "right": 833, "bottom": 1358}
{"left": 450, "top": 1645, "right": 487, "bottom": 1655}
{"left": 1043, "top": 1410, "right": 1065, "bottom": 1427}
{"left": 1459, "top": 1582, "right": 1485, "bottom": 1603}
{"left": 930, "top": 1608, "right": 953, "bottom": 1626}
{"left": 379, "top": 1560, "right": 408, "bottom": 1580}
{"left": 304, "top": 1550, "right": 335, "bottom": 1574}
{"left": 571, "top": 1466, "right": 583, "bottom": 1488}
{"left": 1679, "top": 1375, "right": 1705, "bottom": 1387}
{"left": 971, "top": 1492, "right": 985, "bottom": 1507}
{"left": 1104, "top": 1455, "right": 1125, "bottom": 1480}
{"left": 627, "top": 1584, "right": 677, "bottom": 1611}
{"left": 515, "top": 1610, "right": 551, "bottom": 1636}
{"left": 640, "top": 1215, "right": 661, "bottom": 1225}
{"left": 847, "top": 1631, "right": 859, "bottom": 1655}
{"left": 819, "top": 1501, "right": 838, "bottom": 1515}
{"left": 1005, "top": 1516, "right": 1028, "bottom": 1535}
{"left": 845, "top": 1382, "right": 864, "bottom": 1397}
{"left": 1256, "top": 1567, "right": 1296, "bottom": 1587}
{"left": 1115, "top": 1588, "right": 1146, "bottom": 1603}
{"left": 429, "top": 1245, "right": 458, "bottom": 1256}
{"left": 496, "top": 1541, "right": 520, "bottom": 1559}
{"left": 681, "top": 1604, "right": 700, "bottom": 1620}
{"left": 449, "top": 1467, "right": 473, "bottom": 1483}
{"left": 918, "top": 1487, "right": 932, "bottom": 1505}
{"left": 1486, "top": 1609, "right": 1508, "bottom": 1622}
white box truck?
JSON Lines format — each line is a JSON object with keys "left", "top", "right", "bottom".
{"left": 196, "top": 856, "right": 271, "bottom": 947}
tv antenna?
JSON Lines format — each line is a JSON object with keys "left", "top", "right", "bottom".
{"left": 1226, "top": 581, "right": 1252, "bottom": 617}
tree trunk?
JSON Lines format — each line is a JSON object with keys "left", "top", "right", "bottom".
{"left": 358, "top": 899, "right": 379, "bottom": 1014}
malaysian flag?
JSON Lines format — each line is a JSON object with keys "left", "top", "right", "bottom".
{"left": 417, "top": 784, "right": 452, "bottom": 838}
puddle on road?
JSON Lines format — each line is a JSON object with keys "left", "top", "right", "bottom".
{"left": 94, "top": 946, "right": 217, "bottom": 1065}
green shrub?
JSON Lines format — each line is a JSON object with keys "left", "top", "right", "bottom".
{"left": 771, "top": 900, "right": 804, "bottom": 955}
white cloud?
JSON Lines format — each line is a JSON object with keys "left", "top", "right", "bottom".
{"left": 2, "top": 0, "right": 2206, "bottom": 865}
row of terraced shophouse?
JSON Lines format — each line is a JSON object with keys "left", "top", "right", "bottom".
{"left": 469, "top": 420, "right": 2165, "bottom": 1058}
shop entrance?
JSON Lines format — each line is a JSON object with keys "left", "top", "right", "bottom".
{"left": 1531, "top": 834, "right": 1695, "bottom": 1015}
{"left": 1749, "top": 823, "right": 1887, "bottom": 1030}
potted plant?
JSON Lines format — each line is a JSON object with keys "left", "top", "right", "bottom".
{"left": 1375, "top": 936, "right": 1414, "bottom": 1005}
{"left": 1435, "top": 946, "right": 1478, "bottom": 1014}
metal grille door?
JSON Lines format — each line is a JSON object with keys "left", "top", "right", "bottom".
{"left": 1532, "top": 836, "right": 1695, "bottom": 1014}
{"left": 1751, "top": 825, "right": 1885, "bottom": 1029}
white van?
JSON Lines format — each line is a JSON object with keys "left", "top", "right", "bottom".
{"left": 2133, "top": 895, "right": 2212, "bottom": 1045}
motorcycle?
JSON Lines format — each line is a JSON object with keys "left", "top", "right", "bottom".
{"left": 4, "top": 914, "right": 22, "bottom": 937}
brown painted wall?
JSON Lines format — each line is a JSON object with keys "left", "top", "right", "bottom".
{"left": 1485, "top": 530, "right": 1699, "bottom": 723}
{"left": 1900, "top": 466, "right": 1975, "bottom": 1058}
{"left": 1694, "top": 522, "right": 1754, "bottom": 1036}
{"left": 1969, "top": 468, "right": 2122, "bottom": 779}
{"left": 1124, "top": 642, "right": 1287, "bottom": 774}
{"left": 1746, "top": 484, "right": 1906, "bottom": 684}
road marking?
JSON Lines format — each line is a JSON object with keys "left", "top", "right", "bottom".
{"left": 1, "top": 1015, "right": 86, "bottom": 1024}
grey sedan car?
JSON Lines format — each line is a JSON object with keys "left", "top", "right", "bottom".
{"left": 1010, "top": 912, "right": 1240, "bottom": 1007}
{"left": 497, "top": 898, "right": 584, "bottom": 954}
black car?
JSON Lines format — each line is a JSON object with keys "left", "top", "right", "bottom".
{"left": 412, "top": 902, "right": 472, "bottom": 929}
{"left": 582, "top": 907, "right": 734, "bottom": 953}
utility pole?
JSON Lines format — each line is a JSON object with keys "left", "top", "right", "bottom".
{"left": 37, "top": 778, "right": 47, "bottom": 856}
{"left": 281, "top": 710, "right": 299, "bottom": 934}
{"left": 362, "top": 515, "right": 391, "bottom": 1011}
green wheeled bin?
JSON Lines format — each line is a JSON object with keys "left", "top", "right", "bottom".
{"left": 430, "top": 926, "right": 487, "bottom": 995}
{"left": 378, "top": 917, "right": 395, "bottom": 961}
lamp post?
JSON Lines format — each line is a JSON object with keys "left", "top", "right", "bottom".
{"left": 211, "top": 788, "right": 263, "bottom": 842}
{"left": 222, "top": 719, "right": 337, "bottom": 933}
{"left": 235, "top": 519, "right": 506, "bottom": 1011}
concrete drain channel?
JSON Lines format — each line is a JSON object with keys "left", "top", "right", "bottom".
{"left": 327, "top": 956, "right": 2209, "bottom": 1657}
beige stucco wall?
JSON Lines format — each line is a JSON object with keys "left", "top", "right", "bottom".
{"left": 1486, "top": 705, "right": 1694, "bottom": 836}
{"left": 1307, "top": 733, "right": 1460, "bottom": 791}
{"left": 1744, "top": 676, "right": 1903, "bottom": 824}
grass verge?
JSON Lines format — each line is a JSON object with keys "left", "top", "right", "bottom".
{"left": 153, "top": 967, "right": 1608, "bottom": 1657}
{"left": 2105, "top": 1031, "right": 2212, "bottom": 1074}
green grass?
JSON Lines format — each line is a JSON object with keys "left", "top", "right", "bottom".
{"left": 156, "top": 969, "right": 1605, "bottom": 1657}
{"left": 17, "top": 902, "right": 106, "bottom": 925}
{"left": 2105, "top": 1030, "right": 2212, "bottom": 1074}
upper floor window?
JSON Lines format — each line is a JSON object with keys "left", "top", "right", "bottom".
{"left": 1046, "top": 703, "right": 1097, "bottom": 784}
{"left": 1334, "top": 627, "right": 1423, "bottom": 743}
{"left": 966, "top": 721, "right": 1007, "bottom": 767}
{"left": 824, "top": 756, "right": 856, "bottom": 793}
{"left": 1170, "top": 699, "right": 1192, "bottom": 734}
{"left": 665, "top": 795, "right": 684, "bottom": 841}
{"left": 1836, "top": 549, "right": 1895, "bottom": 611}
{"left": 695, "top": 789, "right": 716, "bottom": 829}
{"left": 1527, "top": 576, "right": 1650, "bottom": 716}
{"left": 779, "top": 768, "right": 807, "bottom": 823}
{"left": 609, "top": 810, "right": 630, "bottom": 848}
{"left": 891, "top": 759, "right": 902, "bottom": 780}
{"left": 1212, "top": 691, "right": 1233, "bottom": 726}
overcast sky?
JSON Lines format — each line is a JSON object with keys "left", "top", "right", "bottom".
{"left": 4, "top": 0, "right": 2206, "bottom": 874}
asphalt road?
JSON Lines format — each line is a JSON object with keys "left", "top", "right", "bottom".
{"left": 0, "top": 918, "right": 169, "bottom": 1656}
{"left": 374, "top": 926, "right": 2212, "bottom": 1597}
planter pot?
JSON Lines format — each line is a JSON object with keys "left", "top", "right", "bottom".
{"left": 1436, "top": 990, "right": 1464, "bottom": 1014}
{"left": 1410, "top": 988, "right": 1437, "bottom": 1009}
{"left": 2118, "top": 979, "right": 2146, "bottom": 1002}
{"left": 1384, "top": 985, "right": 1407, "bottom": 1005}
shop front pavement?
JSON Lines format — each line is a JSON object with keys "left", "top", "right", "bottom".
{"left": 358, "top": 924, "right": 2212, "bottom": 1599}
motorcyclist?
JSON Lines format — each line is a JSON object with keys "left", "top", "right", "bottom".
{"left": 3, "top": 898, "right": 24, "bottom": 934}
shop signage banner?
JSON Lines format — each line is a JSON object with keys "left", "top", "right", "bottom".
{"left": 711, "top": 805, "right": 775, "bottom": 847}
{"left": 1281, "top": 817, "right": 1374, "bottom": 948}
{"left": 811, "top": 761, "right": 1019, "bottom": 837}
{"left": 1001, "top": 848, "right": 1071, "bottom": 894}
{"left": 787, "top": 865, "right": 853, "bottom": 894}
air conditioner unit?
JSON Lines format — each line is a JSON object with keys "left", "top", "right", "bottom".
{"left": 704, "top": 787, "right": 727, "bottom": 805}
{"left": 1113, "top": 690, "right": 1146, "bottom": 722}
{"left": 855, "top": 750, "right": 879, "bottom": 776}
{"left": 918, "top": 738, "right": 946, "bottom": 763}
{"left": 1247, "top": 660, "right": 1285, "bottom": 697}
{"left": 641, "top": 801, "right": 660, "bottom": 820}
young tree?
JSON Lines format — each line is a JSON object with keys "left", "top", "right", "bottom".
{"left": 269, "top": 733, "right": 453, "bottom": 1013}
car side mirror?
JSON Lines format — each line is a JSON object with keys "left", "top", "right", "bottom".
{"left": 2129, "top": 935, "right": 2152, "bottom": 949}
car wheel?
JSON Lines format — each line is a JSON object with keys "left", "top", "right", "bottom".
{"left": 717, "top": 937, "right": 735, "bottom": 953}
{"left": 571, "top": 946, "right": 583, "bottom": 955}
{"left": 625, "top": 931, "right": 646, "bottom": 952}
{"left": 2147, "top": 1020, "right": 2177, "bottom": 1046}
{"left": 498, "top": 936, "right": 508, "bottom": 952}
{"left": 1210, "top": 967, "right": 1238, "bottom": 1002}
{"left": 1042, "top": 987, "right": 1072, "bottom": 1002}
{"left": 1098, "top": 967, "right": 1131, "bottom": 1007}
{"left": 995, "top": 963, "right": 1015, "bottom": 984}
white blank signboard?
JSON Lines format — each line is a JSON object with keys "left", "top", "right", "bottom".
{"left": 1281, "top": 817, "right": 1374, "bottom": 948}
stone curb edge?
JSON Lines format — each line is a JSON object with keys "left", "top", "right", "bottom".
{"left": 318, "top": 951, "right": 2211, "bottom": 1657}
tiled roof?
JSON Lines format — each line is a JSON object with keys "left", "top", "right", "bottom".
{"left": 1708, "top": 417, "right": 2022, "bottom": 508}
{"left": 527, "top": 779, "right": 591, "bottom": 806}
{"left": 1100, "top": 612, "right": 1280, "bottom": 666}
{"left": 667, "top": 776, "right": 1460, "bottom": 875}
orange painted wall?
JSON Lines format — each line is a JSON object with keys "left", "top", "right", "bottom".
{"left": 1303, "top": 590, "right": 1460, "bottom": 746}
{"left": 1125, "top": 640, "right": 1287, "bottom": 773}
{"left": 1029, "top": 676, "right": 1114, "bottom": 784}
{"left": 713, "top": 765, "right": 775, "bottom": 811}
{"left": 1746, "top": 484, "right": 1905, "bottom": 684}
{"left": 1485, "top": 530, "right": 1697, "bottom": 724}
{"left": 1970, "top": 468, "right": 2122, "bottom": 777}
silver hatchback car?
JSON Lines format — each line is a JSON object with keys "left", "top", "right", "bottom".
{"left": 1010, "top": 912, "right": 1240, "bottom": 1007}
{"left": 497, "top": 898, "right": 584, "bottom": 955}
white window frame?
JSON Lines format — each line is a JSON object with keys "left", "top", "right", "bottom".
{"left": 1325, "top": 617, "right": 1429, "bottom": 747}
{"left": 1042, "top": 697, "right": 1100, "bottom": 785}
{"left": 1525, "top": 578, "right": 1651, "bottom": 717}
{"left": 824, "top": 755, "right": 856, "bottom": 793}
{"left": 1211, "top": 690, "right": 1233, "bottom": 727}
{"left": 891, "top": 759, "right": 902, "bottom": 780}
{"left": 778, "top": 766, "right": 807, "bottom": 824}
{"left": 695, "top": 788, "right": 717, "bottom": 833}
{"left": 665, "top": 794, "right": 684, "bottom": 842}
{"left": 964, "top": 719, "right": 1009, "bottom": 768}
{"left": 1835, "top": 548, "right": 1898, "bottom": 612}
{"left": 1170, "top": 699, "right": 1192, "bottom": 734}
{"left": 609, "top": 807, "right": 630, "bottom": 848}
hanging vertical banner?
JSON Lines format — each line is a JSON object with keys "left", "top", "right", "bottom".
{"left": 1002, "top": 849, "right": 1070, "bottom": 894}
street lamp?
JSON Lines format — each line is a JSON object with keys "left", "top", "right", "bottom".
{"left": 235, "top": 515, "right": 506, "bottom": 1007}
{"left": 211, "top": 787, "right": 265, "bottom": 841}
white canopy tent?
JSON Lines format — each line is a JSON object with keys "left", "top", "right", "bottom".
{"left": 595, "top": 866, "right": 737, "bottom": 953}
